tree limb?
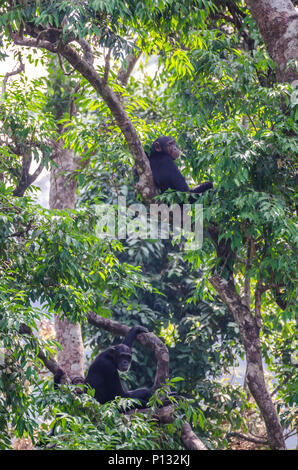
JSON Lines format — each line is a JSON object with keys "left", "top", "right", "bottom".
{"left": 254, "top": 278, "right": 267, "bottom": 330}
{"left": 245, "top": 0, "right": 298, "bottom": 83}
{"left": 117, "top": 53, "right": 141, "bottom": 87}
{"left": 181, "top": 422, "right": 207, "bottom": 451}
{"left": 243, "top": 239, "right": 252, "bottom": 310}
{"left": 76, "top": 39, "right": 93, "bottom": 65}
{"left": 209, "top": 274, "right": 286, "bottom": 450}
{"left": 10, "top": 29, "right": 157, "bottom": 204}
{"left": 103, "top": 48, "right": 111, "bottom": 84}
{"left": 227, "top": 431, "right": 267, "bottom": 445}
{"left": 86, "top": 311, "right": 169, "bottom": 389}
{"left": 13, "top": 149, "right": 32, "bottom": 196}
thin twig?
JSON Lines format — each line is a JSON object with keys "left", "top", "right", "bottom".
{"left": 103, "top": 48, "right": 111, "bottom": 84}
{"left": 2, "top": 52, "right": 25, "bottom": 95}
{"left": 227, "top": 431, "right": 268, "bottom": 445}
{"left": 19, "top": 323, "right": 61, "bottom": 375}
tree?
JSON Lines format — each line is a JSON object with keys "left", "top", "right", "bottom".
{"left": 246, "top": 0, "right": 298, "bottom": 83}
{"left": 47, "top": 60, "right": 85, "bottom": 382}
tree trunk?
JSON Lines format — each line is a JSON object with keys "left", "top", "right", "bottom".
{"left": 49, "top": 139, "right": 85, "bottom": 381}
{"left": 210, "top": 275, "right": 286, "bottom": 450}
{"left": 246, "top": 0, "right": 298, "bottom": 83}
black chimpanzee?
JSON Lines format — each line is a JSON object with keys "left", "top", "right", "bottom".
{"left": 84, "top": 325, "right": 152, "bottom": 408}
{"left": 40, "top": 326, "right": 150, "bottom": 445}
{"left": 149, "top": 136, "right": 213, "bottom": 199}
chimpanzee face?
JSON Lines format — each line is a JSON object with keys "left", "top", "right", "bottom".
{"left": 165, "top": 138, "right": 180, "bottom": 160}
{"left": 153, "top": 136, "right": 181, "bottom": 160}
{"left": 114, "top": 345, "right": 132, "bottom": 372}
{"left": 117, "top": 354, "right": 131, "bottom": 371}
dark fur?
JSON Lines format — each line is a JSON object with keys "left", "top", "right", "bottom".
{"left": 149, "top": 136, "right": 213, "bottom": 199}
{"left": 84, "top": 325, "right": 152, "bottom": 407}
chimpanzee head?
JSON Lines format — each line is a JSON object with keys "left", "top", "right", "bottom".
{"left": 109, "top": 344, "right": 132, "bottom": 372}
{"left": 151, "top": 136, "right": 180, "bottom": 160}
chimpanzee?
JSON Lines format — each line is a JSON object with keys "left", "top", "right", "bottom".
{"left": 148, "top": 136, "right": 213, "bottom": 200}
{"left": 84, "top": 325, "right": 152, "bottom": 407}
{"left": 39, "top": 326, "right": 150, "bottom": 446}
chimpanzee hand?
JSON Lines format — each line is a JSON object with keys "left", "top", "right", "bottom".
{"left": 132, "top": 325, "right": 149, "bottom": 335}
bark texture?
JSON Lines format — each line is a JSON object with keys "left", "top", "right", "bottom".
{"left": 49, "top": 142, "right": 77, "bottom": 210}
{"left": 181, "top": 423, "right": 207, "bottom": 451}
{"left": 246, "top": 0, "right": 298, "bottom": 83}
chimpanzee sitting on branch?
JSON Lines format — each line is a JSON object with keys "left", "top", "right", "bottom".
{"left": 84, "top": 325, "right": 152, "bottom": 408}
{"left": 148, "top": 136, "right": 213, "bottom": 200}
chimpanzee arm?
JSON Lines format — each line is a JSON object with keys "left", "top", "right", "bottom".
{"left": 53, "top": 368, "right": 67, "bottom": 389}
{"left": 122, "top": 326, "right": 148, "bottom": 348}
{"left": 169, "top": 161, "right": 190, "bottom": 192}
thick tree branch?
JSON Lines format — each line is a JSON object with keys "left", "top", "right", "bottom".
{"left": 9, "top": 29, "right": 157, "bottom": 204}
{"left": 59, "top": 44, "right": 156, "bottom": 203}
{"left": 254, "top": 278, "right": 268, "bottom": 330}
{"left": 245, "top": 0, "right": 298, "bottom": 83}
{"left": 227, "top": 431, "right": 267, "bottom": 445}
{"left": 243, "top": 240, "right": 252, "bottom": 310}
{"left": 76, "top": 39, "right": 93, "bottom": 64}
{"left": 13, "top": 150, "right": 32, "bottom": 196}
{"left": 103, "top": 48, "right": 111, "bottom": 84}
{"left": 86, "top": 311, "right": 169, "bottom": 389}
{"left": 117, "top": 53, "right": 141, "bottom": 87}
{"left": 12, "top": 145, "right": 48, "bottom": 197}
{"left": 10, "top": 31, "right": 57, "bottom": 53}
{"left": 181, "top": 423, "right": 207, "bottom": 450}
